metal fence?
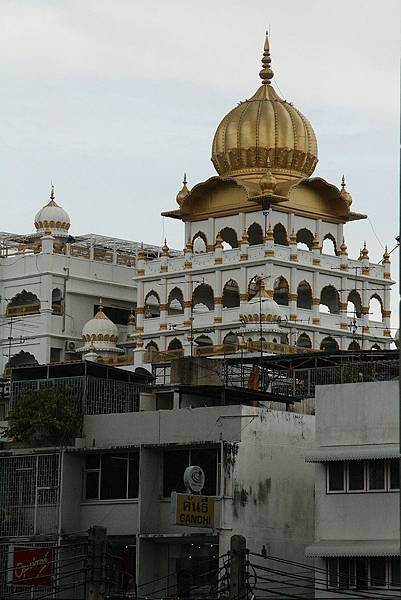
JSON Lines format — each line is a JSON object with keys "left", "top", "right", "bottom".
{"left": 0, "top": 453, "right": 60, "bottom": 538}
{"left": 11, "top": 376, "right": 145, "bottom": 415}
{"left": 291, "top": 359, "right": 399, "bottom": 398}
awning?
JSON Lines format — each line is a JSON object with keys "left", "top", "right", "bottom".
{"left": 305, "top": 444, "right": 399, "bottom": 462}
{"left": 305, "top": 540, "right": 400, "bottom": 558}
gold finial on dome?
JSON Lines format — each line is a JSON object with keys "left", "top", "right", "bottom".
{"left": 339, "top": 237, "right": 348, "bottom": 255}
{"left": 259, "top": 31, "right": 274, "bottom": 85}
{"left": 50, "top": 183, "right": 55, "bottom": 200}
{"left": 259, "top": 159, "right": 277, "bottom": 193}
{"left": 340, "top": 175, "right": 352, "bottom": 206}
{"left": 128, "top": 307, "right": 135, "bottom": 325}
{"left": 265, "top": 222, "right": 274, "bottom": 241}
{"left": 162, "top": 238, "right": 169, "bottom": 256}
{"left": 361, "top": 241, "right": 369, "bottom": 259}
{"left": 382, "top": 245, "right": 390, "bottom": 263}
{"left": 176, "top": 173, "right": 190, "bottom": 206}
{"left": 138, "top": 241, "right": 145, "bottom": 259}
{"left": 96, "top": 298, "right": 107, "bottom": 320}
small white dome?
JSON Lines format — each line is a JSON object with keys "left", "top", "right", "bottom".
{"left": 34, "top": 186, "right": 71, "bottom": 236}
{"left": 77, "top": 305, "right": 123, "bottom": 354}
{"left": 240, "top": 280, "right": 284, "bottom": 324}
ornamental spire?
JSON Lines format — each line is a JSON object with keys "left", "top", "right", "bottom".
{"left": 50, "top": 183, "right": 55, "bottom": 200}
{"left": 259, "top": 31, "right": 274, "bottom": 85}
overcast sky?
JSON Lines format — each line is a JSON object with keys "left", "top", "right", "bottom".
{"left": 1, "top": 0, "right": 399, "bottom": 320}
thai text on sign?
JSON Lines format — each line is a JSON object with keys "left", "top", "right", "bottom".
{"left": 171, "top": 493, "right": 215, "bottom": 528}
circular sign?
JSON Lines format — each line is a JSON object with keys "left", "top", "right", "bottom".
{"left": 183, "top": 465, "right": 205, "bottom": 493}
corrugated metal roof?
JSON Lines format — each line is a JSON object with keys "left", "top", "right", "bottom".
{"left": 305, "top": 444, "right": 398, "bottom": 462}
{"left": 305, "top": 540, "right": 400, "bottom": 558}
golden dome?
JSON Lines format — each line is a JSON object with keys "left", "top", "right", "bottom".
{"left": 176, "top": 173, "right": 190, "bottom": 205}
{"left": 211, "top": 34, "right": 318, "bottom": 182}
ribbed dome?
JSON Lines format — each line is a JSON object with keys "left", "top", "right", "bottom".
{"left": 78, "top": 304, "right": 123, "bottom": 354}
{"left": 211, "top": 34, "right": 318, "bottom": 182}
{"left": 34, "top": 185, "right": 71, "bottom": 236}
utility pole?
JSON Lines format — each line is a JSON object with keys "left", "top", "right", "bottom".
{"left": 229, "top": 535, "right": 247, "bottom": 600}
{"left": 87, "top": 526, "right": 107, "bottom": 600}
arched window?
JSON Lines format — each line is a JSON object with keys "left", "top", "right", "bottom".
{"left": 223, "top": 331, "right": 238, "bottom": 348}
{"left": 320, "top": 336, "right": 339, "bottom": 352}
{"left": 297, "top": 333, "right": 312, "bottom": 349}
{"left": 144, "top": 291, "right": 160, "bottom": 318}
{"left": 273, "top": 223, "right": 288, "bottom": 246}
{"left": 192, "top": 232, "right": 207, "bottom": 253}
{"left": 52, "top": 288, "right": 63, "bottom": 314}
{"left": 348, "top": 341, "right": 360, "bottom": 351}
{"left": 248, "top": 276, "right": 261, "bottom": 300}
{"left": 371, "top": 344, "right": 381, "bottom": 351}
{"left": 219, "top": 227, "right": 238, "bottom": 249}
{"left": 194, "top": 335, "right": 213, "bottom": 347}
{"left": 192, "top": 284, "right": 214, "bottom": 311}
{"left": 6, "top": 290, "right": 40, "bottom": 316}
{"left": 5, "top": 350, "right": 39, "bottom": 370}
{"left": 296, "top": 228, "right": 314, "bottom": 251}
{"left": 347, "top": 290, "right": 362, "bottom": 319}
{"left": 369, "top": 294, "right": 383, "bottom": 322}
{"left": 145, "top": 341, "right": 159, "bottom": 354}
{"left": 168, "top": 287, "right": 184, "bottom": 315}
{"left": 322, "top": 234, "right": 337, "bottom": 255}
{"left": 168, "top": 338, "right": 183, "bottom": 350}
{"left": 248, "top": 223, "right": 264, "bottom": 246}
{"left": 223, "top": 279, "right": 240, "bottom": 308}
{"left": 320, "top": 285, "right": 339, "bottom": 314}
{"left": 273, "top": 276, "right": 289, "bottom": 306}
{"left": 297, "top": 280, "right": 312, "bottom": 309}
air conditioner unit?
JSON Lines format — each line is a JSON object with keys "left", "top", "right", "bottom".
{"left": 65, "top": 340, "right": 77, "bottom": 352}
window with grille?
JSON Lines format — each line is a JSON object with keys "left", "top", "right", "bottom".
{"left": 327, "top": 557, "right": 399, "bottom": 589}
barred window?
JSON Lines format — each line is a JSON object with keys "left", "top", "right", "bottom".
{"left": 84, "top": 453, "right": 139, "bottom": 500}
{"left": 328, "top": 557, "right": 399, "bottom": 589}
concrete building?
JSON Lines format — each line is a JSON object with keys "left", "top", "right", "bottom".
{"left": 305, "top": 378, "right": 400, "bottom": 596}
{"left": 131, "top": 33, "right": 394, "bottom": 370}
{"left": 0, "top": 357, "right": 316, "bottom": 599}
{"left": 0, "top": 185, "right": 167, "bottom": 374}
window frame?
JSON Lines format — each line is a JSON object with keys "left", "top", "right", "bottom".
{"left": 327, "top": 557, "right": 400, "bottom": 590}
{"left": 162, "top": 446, "right": 220, "bottom": 498}
{"left": 326, "top": 459, "right": 400, "bottom": 495}
{"left": 83, "top": 452, "right": 139, "bottom": 501}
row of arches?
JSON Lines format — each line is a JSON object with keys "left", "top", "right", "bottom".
{"left": 145, "top": 335, "right": 382, "bottom": 354}
{"left": 144, "top": 283, "right": 385, "bottom": 321}
{"left": 191, "top": 225, "right": 338, "bottom": 254}
{"left": 5, "top": 289, "right": 63, "bottom": 316}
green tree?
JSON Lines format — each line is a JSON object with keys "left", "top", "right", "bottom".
{"left": 3, "top": 387, "right": 82, "bottom": 446}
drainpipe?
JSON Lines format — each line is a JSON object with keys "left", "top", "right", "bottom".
{"left": 62, "top": 267, "right": 70, "bottom": 333}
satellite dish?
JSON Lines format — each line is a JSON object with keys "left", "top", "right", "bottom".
{"left": 184, "top": 465, "right": 205, "bottom": 493}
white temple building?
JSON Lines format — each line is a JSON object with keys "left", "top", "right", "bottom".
{"left": 0, "top": 186, "right": 162, "bottom": 373}
{"left": 131, "top": 34, "right": 394, "bottom": 368}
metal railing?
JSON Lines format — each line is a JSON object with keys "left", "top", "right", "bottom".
{"left": 0, "top": 453, "right": 60, "bottom": 538}
{"left": 11, "top": 376, "right": 146, "bottom": 415}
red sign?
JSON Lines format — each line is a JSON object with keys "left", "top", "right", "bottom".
{"left": 12, "top": 546, "right": 54, "bottom": 587}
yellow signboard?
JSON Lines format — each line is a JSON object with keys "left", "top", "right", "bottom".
{"left": 171, "top": 493, "right": 215, "bottom": 528}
